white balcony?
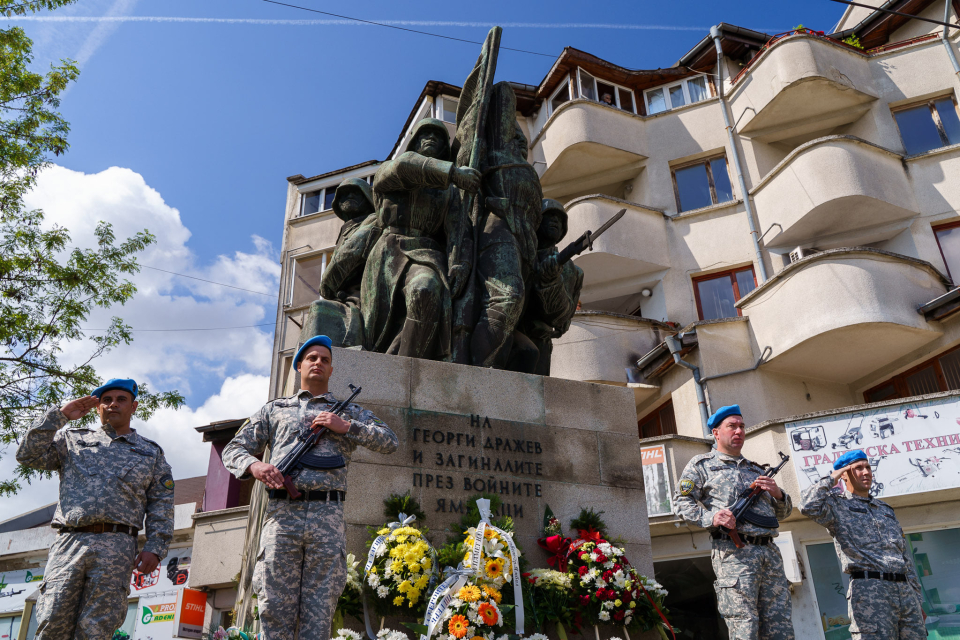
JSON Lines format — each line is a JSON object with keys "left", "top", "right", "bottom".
{"left": 737, "top": 249, "right": 948, "bottom": 383}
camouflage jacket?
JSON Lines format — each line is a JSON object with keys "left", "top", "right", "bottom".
{"left": 222, "top": 390, "right": 398, "bottom": 491}
{"left": 15, "top": 406, "right": 175, "bottom": 559}
{"left": 674, "top": 449, "right": 793, "bottom": 536}
{"left": 800, "top": 476, "right": 921, "bottom": 596}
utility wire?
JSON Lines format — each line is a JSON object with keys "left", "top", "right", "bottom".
{"left": 826, "top": 0, "right": 959, "bottom": 29}
{"left": 81, "top": 323, "right": 277, "bottom": 332}
{"left": 260, "top": 0, "right": 556, "bottom": 57}
{"left": 141, "top": 265, "right": 275, "bottom": 297}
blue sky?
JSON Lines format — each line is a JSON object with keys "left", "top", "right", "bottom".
{"left": 0, "top": 0, "right": 846, "bottom": 516}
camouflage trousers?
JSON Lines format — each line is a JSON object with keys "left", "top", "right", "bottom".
{"left": 847, "top": 577, "right": 926, "bottom": 639}
{"left": 35, "top": 531, "right": 137, "bottom": 640}
{"left": 253, "top": 499, "right": 347, "bottom": 640}
{"left": 711, "top": 538, "right": 795, "bottom": 640}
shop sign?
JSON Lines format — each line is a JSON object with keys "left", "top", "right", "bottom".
{"left": 641, "top": 444, "right": 673, "bottom": 516}
{"left": 130, "top": 548, "right": 192, "bottom": 595}
{"left": 173, "top": 588, "right": 206, "bottom": 638}
{"left": 136, "top": 593, "right": 177, "bottom": 639}
{"left": 0, "top": 569, "right": 43, "bottom": 614}
{"left": 786, "top": 395, "right": 960, "bottom": 498}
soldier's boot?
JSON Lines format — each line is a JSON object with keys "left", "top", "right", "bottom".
{"left": 397, "top": 317, "right": 438, "bottom": 359}
{"left": 471, "top": 309, "right": 511, "bottom": 367}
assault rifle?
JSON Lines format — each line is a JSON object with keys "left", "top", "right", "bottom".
{"left": 556, "top": 208, "right": 626, "bottom": 265}
{"left": 274, "top": 384, "right": 361, "bottom": 500}
{"left": 724, "top": 451, "right": 790, "bottom": 549}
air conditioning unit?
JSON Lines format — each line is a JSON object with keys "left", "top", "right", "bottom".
{"left": 789, "top": 247, "right": 817, "bottom": 264}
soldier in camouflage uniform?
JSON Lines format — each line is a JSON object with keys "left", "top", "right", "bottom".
{"left": 800, "top": 449, "right": 925, "bottom": 640}
{"left": 16, "top": 378, "right": 175, "bottom": 640}
{"left": 223, "top": 335, "right": 398, "bottom": 640}
{"left": 674, "top": 405, "right": 795, "bottom": 640}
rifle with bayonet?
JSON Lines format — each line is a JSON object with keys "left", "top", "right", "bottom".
{"left": 273, "top": 384, "right": 362, "bottom": 500}
{"left": 724, "top": 451, "right": 790, "bottom": 549}
{"left": 556, "top": 208, "right": 626, "bottom": 265}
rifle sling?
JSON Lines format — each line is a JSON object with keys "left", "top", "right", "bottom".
{"left": 297, "top": 452, "right": 347, "bottom": 470}
{"left": 739, "top": 509, "right": 779, "bottom": 529}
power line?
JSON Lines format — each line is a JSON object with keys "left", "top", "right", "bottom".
{"left": 81, "top": 323, "right": 277, "bottom": 332}
{"left": 141, "top": 265, "right": 275, "bottom": 296}
{"left": 826, "top": 0, "right": 959, "bottom": 29}
{"left": 260, "top": 0, "right": 556, "bottom": 58}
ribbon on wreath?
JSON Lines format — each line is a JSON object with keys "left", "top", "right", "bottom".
{"left": 420, "top": 565, "right": 474, "bottom": 640}
{"left": 635, "top": 578, "right": 676, "bottom": 640}
{"left": 473, "top": 499, "right": 524, "bottom": 636}
{"left": 362, "top": 513, "right": 424, "bottom": 640}
{"left": 576, "top": 528, "right": 604, "bottom": 543}
{"left": 536, "top": 535, "right": 571, "bottom": 570}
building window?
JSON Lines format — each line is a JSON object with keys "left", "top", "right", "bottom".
{"left": 672, "top": 156, "right": 734, "bottom": 212}
{"left": 576, "top": 68, "right": 636, "bottom": 113}
{"left": 638, "top": 400, "right": 677, "bottom": 439}
{"left": 893, "top": 96, "right": 960, "bottom": 155}
{"left": 287, "top": 250, "right": 333, "bottom": 307}
{"left": 934, "top": 220, "right": 960, "bottom": 279}
{"left": 548, "top": 76, "right": 571, "bottom": 115}
{"left": 437, "top": 95, "right": 459, "bottom": 124}
{"left": 693, "top": 266, "right": 757, "bottom": 321}
{"left": 300, "top": 186, "right": 337, "bottom": 217}
{"left": 645, "top": 75, "right": 712, "bottom": 115}
{"left": 864, "top": 343, "right": 960, "bottom": 402}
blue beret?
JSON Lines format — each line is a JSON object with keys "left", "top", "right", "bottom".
{"left": 708, "top": 404, "right": 743, "bottom": 429}
{"left": 295, "top": 335, "right": 333, "bottom": 366}
{"left": 833, "top": 449, "right": 868, "bottom": 470}
{"left": 92, "top": 378, "right": 138, "bottom": 400}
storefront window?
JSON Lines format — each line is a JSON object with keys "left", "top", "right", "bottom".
{"left": 0, "top": 616, "right": 21, "bottom": 640}
{"left": 653, "top": 556, "right": 725, "bottom": 639}
{"left": 807, "top": 542, "right": 852, "bottom": 639}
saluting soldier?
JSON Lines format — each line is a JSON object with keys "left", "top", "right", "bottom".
{"left": 674, "top": 405, "right": 795, "bottom": 640}
{"left": 222, "top": 335, "right": 398, "bottom": 640}
{"left": 16, "top": 378, "right": 175, "bottom": 640}
{"left": 800, "top": 450, "right": 925, "bottom": 640}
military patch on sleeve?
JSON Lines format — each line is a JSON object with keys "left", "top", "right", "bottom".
{"left": 162, "top": 476, "right": 175, "bottom": 491}
{"left": 679, "top": 478, "right": 695, "bottom": 496}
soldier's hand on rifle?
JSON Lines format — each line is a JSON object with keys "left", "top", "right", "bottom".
{"left": 713, "top": 509, "right": 737, "bottom": 529}
{"left": 312, "top": 411, "right": 351, "bottom": 435}
{"left": 452, "top": 166, "right": 481, "bottom": 193}
{"left": 539, "top": 250, "right": 561, "bottom": 280}
{"left": 249, "top": 462, "right": 285, "bottom": 489}
{"left": 60, "top": 396, "right": 99, "bottom": 421}
{"left": 752, "top": 476, "right": 784, "bottom": 500}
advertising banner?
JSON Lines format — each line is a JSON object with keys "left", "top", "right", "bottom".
{"left": 173, "top": 588, "right": 206, "bottom": 638}
{"left": 641, "top": 444, "right": 673, "bottom": 516}
{"left": 0, "top": 568, "right": 43, "bottom": 614}
{"left": 129, "top": 547, "right": 192, "bottom": 596}
{"left": 785, "top": 395, "right": 960, "bottom": 498}
{"left": 135, "top": 592, "right": 177, "bottom": 640}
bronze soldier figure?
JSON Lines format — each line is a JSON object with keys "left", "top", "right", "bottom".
{"left": 800, "top": 450, "right": 925, "bottom": 640}
{"left": 16, "top": 378, "right": 174, "bottom": 640}
{"left": 222, "top": 335, "right": 398, "bottom": 640}
{"left": 507, "top": 199, "right": 583, "bottom": 375}
{"left": 361, "top": 118, "right": 480, "bottom": 359}
{"left": 674, "top": 405, "right": 795, "bottom": 640}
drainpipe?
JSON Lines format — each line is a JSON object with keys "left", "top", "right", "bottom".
{"left": 944, "top": 0, "right": 960, "bottom": 77}
{"left": 711, "top": 25, "right": 769, "bottom": 284}
{"left": 665, "top": 334, "right": 713, "bottom": 439}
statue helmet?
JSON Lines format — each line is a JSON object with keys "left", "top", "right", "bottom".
{"left": 540, "top": 198, "right": 569, "bottom": 241}
{"left": 332, "top": 178, "right": 375, "bottom": 222}
{"left": 406, "top": 118, "right": 452, "bottom": 161}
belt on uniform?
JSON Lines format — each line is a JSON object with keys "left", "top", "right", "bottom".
{"left": 58, "top": 523, "right": 139, "bottom": 536}
{"left": 711, "top": 530, "right": 772, "bottom": 546}
{"left": 268, "top": 489, "right": 345, "bottom": 502}
{"left": 850, "top": 571, "right": 907, "bottom": 582}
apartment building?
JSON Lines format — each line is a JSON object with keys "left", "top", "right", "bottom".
{"left": 230, "top": 1, "right": 960, "bottom": 638}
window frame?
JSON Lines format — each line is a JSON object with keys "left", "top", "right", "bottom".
{"left": 437, "top": 94, "right": 459, "bottom": 124}
{"left": 863, "top": 342, "right": 960, "bottom": 402}
{"left": 933, "top": 219, "right": 960, "bottom": 280}
{"left": 638, "top": 399, "right": 677, "bottom": 440}
{"left": 286, "top": 248, "right": 334, "bottom": 307}
{"left": 671, "top": 154, "right": 734, "bottom": 213}
{"left": 892, "top": 95, "right": 960, "bottom": 154}
{"left": 692, "top": 265, "right": 757, "bottom": 321}
{"left": 575, "top": 67, "right": 636, "bottom": 113}
{"left": 644, "top": 75, "right": 713, "bottom": 115}
{"left": 547, "top": 73, "right": 574, "bottom": 116}
{"left": 299, "top": 186, "right": 336, "bottom": 218}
